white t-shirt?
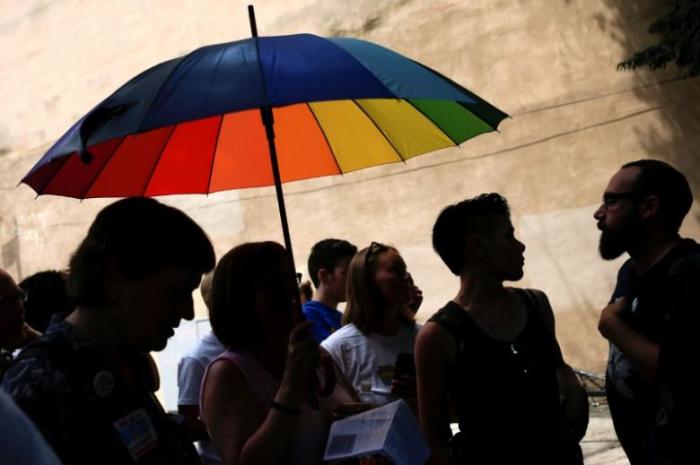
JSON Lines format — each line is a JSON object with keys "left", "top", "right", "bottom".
{"left": 177, "top": 331, "right": 226, "bottom": 465}
{"left": 321, "top": 323, "right": 420, "bottom": 405}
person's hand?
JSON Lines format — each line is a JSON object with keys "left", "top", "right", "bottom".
{"left": 598, "top": 297, "right": 628, "bottom": 340}
{"left": 390, "top": 373, "right": 417, "bottom": 398}
{"left": 280, "top": 321, "right": 320, "bottom": 403}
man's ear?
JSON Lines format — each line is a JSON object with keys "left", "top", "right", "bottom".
{"left": 639, "top": 195, "right": 660, "bottom": 221}
{"left": 318, "top": 268, "right": 331, "bottom": 286}
{"left": 102, "top": 257, "right": 124, "bottom": 303}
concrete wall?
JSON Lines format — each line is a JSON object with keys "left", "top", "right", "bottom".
{"left": 2, "top": 0, "right": 700, "bottom": 379}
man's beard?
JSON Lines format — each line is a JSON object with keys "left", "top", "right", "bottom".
{"left": 598, "top": 217, "right": 640, "bottom": 260}
{"left": 598, "top": 229, "right": 628, "bottom": 260}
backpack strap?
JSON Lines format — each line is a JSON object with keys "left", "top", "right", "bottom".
{"left": 514, "top": 288, "right": 565, "bottom": 368}
{"left": 428, "top": 303, "right": 472, "bottom": 362}
{"left": 515, "top": 288, "right": 555, "bottom": 334}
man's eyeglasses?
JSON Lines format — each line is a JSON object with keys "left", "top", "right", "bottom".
{"left": 602, "top": 192, "right": 639, "bottom": 210}
{"left": 0, "top": 289, "right": 28, "bottom": 306}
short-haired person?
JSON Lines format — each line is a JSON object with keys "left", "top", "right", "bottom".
{"left": 2, "top": 197, "right": 216, "bottom": 465}
{"left": 303, "top": 239, "right": 357, "bottom": 342}
{"left": 177, "top": 272, "right": 225, "bottom": 465}
{"left": 0, "top": 268, "right": 41, "bottom": 377}
{"left": 416, "top": 194, "right": 588, "bottom": 465}
{"left": 19, "top": 269, "right": 73, "bottom": 333}
{"left": 594, "top": 159, "right": 699, "bottom": 465}
{"left": 200, "top": 242, "right": 355, "bottom": 465}
{"left": 322, "top": 242, "right": 421, "bottom": 407}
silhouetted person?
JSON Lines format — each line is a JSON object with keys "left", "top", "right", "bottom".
{"left": 1, "top": 268, "right": 41, "bottom": 378}
{"left": 303, "top": 239, "right": 357, "bottom": 342}
{"left": 177, "top": 272, "right": 225, "bottom": 465}
{"left": 2, "top": 197, "right": 215, "bottom": 465}
{"left": 298, "top": 280, "right": 313, "bottom": 305}
{"left": 417, "top": 193, "right": 587, "bottom": 465}
{"left": 200, "top": 242, "right": 355, "bottom": 465}
{"left": 19, "top": 269, "right": 73, "bottom": 333}
{"left": 594, "top": 160, "right": 698, "bottom": 465}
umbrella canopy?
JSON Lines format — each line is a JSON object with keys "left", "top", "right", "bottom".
{"left": 22, "top": 33, "right": 507, "bottom": 198}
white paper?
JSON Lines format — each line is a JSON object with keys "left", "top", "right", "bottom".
{"left": 324, "top": 399, "right": 429, "bottom": 465}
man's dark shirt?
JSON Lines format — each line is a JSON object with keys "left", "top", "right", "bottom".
{"left": 606, "top": 239, "right": 700, "bottom": 465}
{"left": 1, "top": 314, "right": 200, "bottom": 465}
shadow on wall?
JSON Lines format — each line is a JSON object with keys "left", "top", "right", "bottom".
{"left": 600, "top": 0, "right": 700, "bottom": 193}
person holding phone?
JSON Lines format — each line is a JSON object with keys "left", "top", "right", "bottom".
{"left": 200, "top": 242, "right": 355, "bottom": 465}
{"left": 321, "top": 242, "right": 421, "bottom": 409}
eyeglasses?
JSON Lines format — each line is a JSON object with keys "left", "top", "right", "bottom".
{"left": 0, "top": 288, "right": 28, "bottom": 306}
{"left": 602, "top": 192, "right": 639, "bottom": 210}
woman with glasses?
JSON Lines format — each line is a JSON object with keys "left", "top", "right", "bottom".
{"left": 416, "top": 194, "right": 588, "bottom": 465}
{"left": 200, "top": 242, "right": 354, "bottom": 465}
{"left": 321, "top": 242, "right": 421, "bottom": 408}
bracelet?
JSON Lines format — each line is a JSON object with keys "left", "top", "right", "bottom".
{"left": 271, "top": 401, "right": 301, "bottom": 416}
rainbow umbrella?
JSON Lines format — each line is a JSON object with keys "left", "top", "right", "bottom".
{"left": 22, "top": 7, "right": 507, "bottom": 269}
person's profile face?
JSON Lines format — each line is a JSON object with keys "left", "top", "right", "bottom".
{"left": 113, "top": 266, "right": 201, "bottom": 352}
{"left": 0, "top": 271, "right": 26, "bottom": 349}
{"left": 594, "top": 167, "right": 642, "bottom": 260}
{"left": 478, "top": 216, "right": 526, "bottom": 282}
{"left": 252, "top": 259, "right": 298, "bottom": 328}
{"left": 371, "top": 249, "right": 411, "bottom": 308}
{"left": 328, "top": 256, "right": 352, "bottom": 303}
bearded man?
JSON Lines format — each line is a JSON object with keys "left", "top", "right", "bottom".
{"left": 594, "top": 159, "right": 699, "bottom": 465}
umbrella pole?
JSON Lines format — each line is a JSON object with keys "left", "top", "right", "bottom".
{"left": 261, "top": 108, "right": 298, "bottom": 275}
{"left": 248, "top": 4, "right": 300, "bottom": 299}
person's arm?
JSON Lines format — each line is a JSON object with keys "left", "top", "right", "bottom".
{"left": 201, "top": 322, "right": 319, "bottom": 465}
{"left": 177, "top": 357, "right": 209, "bottom": 442}
{"left": 598, "top": 297, "right": 659, "bottom": 382}
{"left": 415, "top": 322, "right": 455, "bottom": 465}
{"left": 530, "top": 290, "right": 589, "bottom": 442}
{"left": 556, "top": 364, "right": 589, "bottom": 443}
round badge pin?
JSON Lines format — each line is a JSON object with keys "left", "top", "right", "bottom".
{"left": 93, "top": 370, "right": 115, "bottom": 397}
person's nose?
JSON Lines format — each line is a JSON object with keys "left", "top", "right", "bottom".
{"left": 594, "top": 203, "right": 605, "bottom": 220}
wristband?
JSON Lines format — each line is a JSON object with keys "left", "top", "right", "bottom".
{"left": 271, "top": 401, "right": 300, "bottom": 416}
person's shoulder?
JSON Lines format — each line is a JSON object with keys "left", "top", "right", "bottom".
{"left": 668, "top": 238, "right": 700, "bottom": 278}
{"left": 321, "top": 324, "right": 361, "bottom": 348}
{"left": 2, "top": 350, "right": 67, "bottom": 401}
{"left": 516, "top": 287, "right": 552, "bottom": 305}
{"left": 302, "top": 300, "right": 322, "bottom": 317}
{"left": 303, "top": 300, "right": 335, "bottom": 317}
{"left": 427, "top": 300, "right": 464, "bottom": 323}
{"left": 618, "top": 257, "right": 635, "bottom": 276}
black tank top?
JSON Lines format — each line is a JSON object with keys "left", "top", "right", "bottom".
{"left": 428, "top": 289, "right": 562, "bottom": 465}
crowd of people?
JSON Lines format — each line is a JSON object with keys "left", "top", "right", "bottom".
{"left": 0, "top": 159, "right": 697, "bottom": 465}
